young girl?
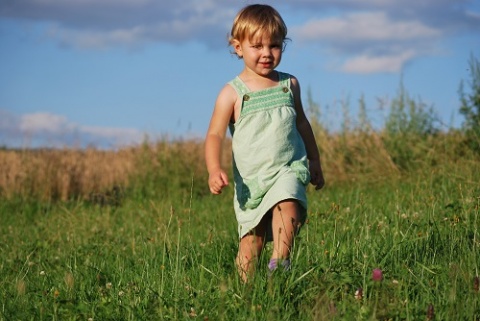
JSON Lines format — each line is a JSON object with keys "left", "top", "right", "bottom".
{"left": 205, "top": 4, "right": 325, "bottom": 282}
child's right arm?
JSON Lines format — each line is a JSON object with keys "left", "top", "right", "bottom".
{"left": 205, "top": 84, "right": 237, "bottom": 195}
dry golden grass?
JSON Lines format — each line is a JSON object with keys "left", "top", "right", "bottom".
{"left": 0, "top": 131, "right": 472, "bottom": 201}
{"left": 0, "top": 148, "right": 134, "bottom": 201}
{"left": 317, "top": 130, "right": 400, "bottom": 182}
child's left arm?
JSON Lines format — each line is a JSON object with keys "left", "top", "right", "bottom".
{"left": 291, "top": 76, "right": 325, "bottom": 190}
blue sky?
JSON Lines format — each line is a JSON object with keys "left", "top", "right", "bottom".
{"left": 1, "top": 0, "right": 479, "bottom": 148}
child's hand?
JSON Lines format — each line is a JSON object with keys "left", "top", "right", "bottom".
{"left": 208, "top": 169, "right": 229, "bottom": 194}
{"left": 309, "top": 159, "right": 325, "bottom": 190}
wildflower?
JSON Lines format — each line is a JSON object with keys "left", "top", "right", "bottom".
{"left": 354, "top": 288, "right": 363, "bottom": 300}
{"left": 268, "top": 258, "right": 291, "bottom": 272}
{"left": 40, "top": 271, "right": 46, "bottom": 276}
{"left": 118, "top": 291, "right": 124, "bottom": 297}
{"left": 53, "top": 289, "right": 60, "bottom": 298}
{"left": 372, "top": 268, "right": 383, "bottom": 282}
{"left": 189, "top": 307, "right": 197, "bottom": 317}
{"left": 106, "top": 282, "right": 113, "bottom": 289}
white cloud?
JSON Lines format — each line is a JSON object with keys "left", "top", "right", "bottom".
{"left": 0, "top": 110, "right": 144, "bottom": 148}
{"left": 1, "top": 0, "right": 235, "bottom": 48}
{"left": 1, "top": 0, "right": 478, "bottom": 71}
{"left": 47, "top": 25, "right": 149, "bottom": 49}
{"left": 291, "top": 11, "right": 443, "bottom": 73}
{"left": 340, "top": 50, "right": 417, "bottom": 73}
{"left": 81, "top": 126, "right": 144, "bottom": 145}
{"left": 20, "top": 112, "right": 73, "bottom": 133}
{"left": 37, "top": 4, "right": 235, "bottom": 49}
{"left": 294, "top": 12, "right": 440, "bottom": 43}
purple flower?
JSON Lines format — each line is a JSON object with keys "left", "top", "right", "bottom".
{"left": 372, "top": 268, "right": 383, "bottom": 281}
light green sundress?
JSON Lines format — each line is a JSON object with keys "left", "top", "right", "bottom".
{"left": 228, "top": 71, "right": 310, "bottom": 241}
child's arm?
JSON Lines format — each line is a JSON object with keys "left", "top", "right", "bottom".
{"left": 291, "top": 76, "right": 325, "bottom": 190}
{"left": 205, "top": 84, "right": 237, "bottom": 194}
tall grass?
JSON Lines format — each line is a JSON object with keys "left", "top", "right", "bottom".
{"left": 0, "top": 125, "right": 474, "bottom": 203}
{"left": 1, "top": 157, "right": 478, "bottom": 320}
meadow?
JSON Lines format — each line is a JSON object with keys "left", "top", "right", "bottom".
{"left": 1, "top": 82, "right": 480, "bottom": 320}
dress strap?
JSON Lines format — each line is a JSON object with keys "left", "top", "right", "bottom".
{"left": 228, "top": 77, "right": 250, "bottom": 96}
{"left": 229, "top": 71, "right": 291, "bottom": 95}
{"left": 278, "top": 71, "right": 291, "bottom": 88}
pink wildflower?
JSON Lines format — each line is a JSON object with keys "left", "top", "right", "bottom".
{"left": 372, "top": 268, "right": 383, "bottom": 281}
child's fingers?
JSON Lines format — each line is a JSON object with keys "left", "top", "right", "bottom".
{"left": 220, "top": 172, "right": 229, "bottom": 186}
{"left": 311, "top": 173, "right": 325, "bottom": 190}
{"left": 209, "top": 173, "right": 229, "bottom": 194}
{"left": 317, "top": 178, "right": 325, "bottom": 190}
{"left": 210, "top": 183, "right": 224, "bottom": 194}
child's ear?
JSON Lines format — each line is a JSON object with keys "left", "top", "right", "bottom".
{"left": 232, "top": 39, "right": 243, "bottom": 57}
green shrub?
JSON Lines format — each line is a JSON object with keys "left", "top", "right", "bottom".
{"left": 383, "top": 81, "right": 439, "bottom": 171}
{"left": 459, "top": 54, "right": 480, "bottom": 153}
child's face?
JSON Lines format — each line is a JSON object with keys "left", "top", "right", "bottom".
{"left": 234, "top": 34, "right": 283, "bottom": 77}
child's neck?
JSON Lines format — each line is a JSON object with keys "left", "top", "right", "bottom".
{"left": 239, "top": 69, "right": 279, "bottom": 91}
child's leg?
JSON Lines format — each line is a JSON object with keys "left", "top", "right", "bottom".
{"left": 270, "top": 199, "right": 301, "bottom": 264}
{"left": 236, "top": 216, "right": 268, "bottom": 282}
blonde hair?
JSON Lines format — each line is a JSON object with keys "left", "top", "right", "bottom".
{"left": 229, "top": 4, "right": 288, "bottom": 50}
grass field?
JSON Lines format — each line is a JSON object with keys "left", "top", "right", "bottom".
{"left": 1, "top": 132, "right": 479, "bottom": 320}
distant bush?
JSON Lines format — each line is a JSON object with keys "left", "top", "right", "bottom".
{"left": 459, "top": 54, "right": 480, "bottom": 153}
{"left": 382, "top": 81, "right": 440, "bottom": 170}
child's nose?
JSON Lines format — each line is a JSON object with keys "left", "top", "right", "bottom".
{"left": 262, "top": 47, "right": 273, "bottom": 56}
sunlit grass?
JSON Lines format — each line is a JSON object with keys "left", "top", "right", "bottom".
{"left": 1, "top": 158, "right": 478, "bottom": 319}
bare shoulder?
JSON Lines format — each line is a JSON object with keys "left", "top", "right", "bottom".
{"left": 207, "top": 83, "right": 239, "bottom": 136}
{"left": 213, "top": 82, "right": 243, "bottom": 123}
{"left": 288, "top": 74, "right": 301, "bottom": 92}
{"left": 287, "top": 74, "right": 306, "bottom": 116}
{"left": 216, "top": 83, "right": 238, "bottom": 108}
